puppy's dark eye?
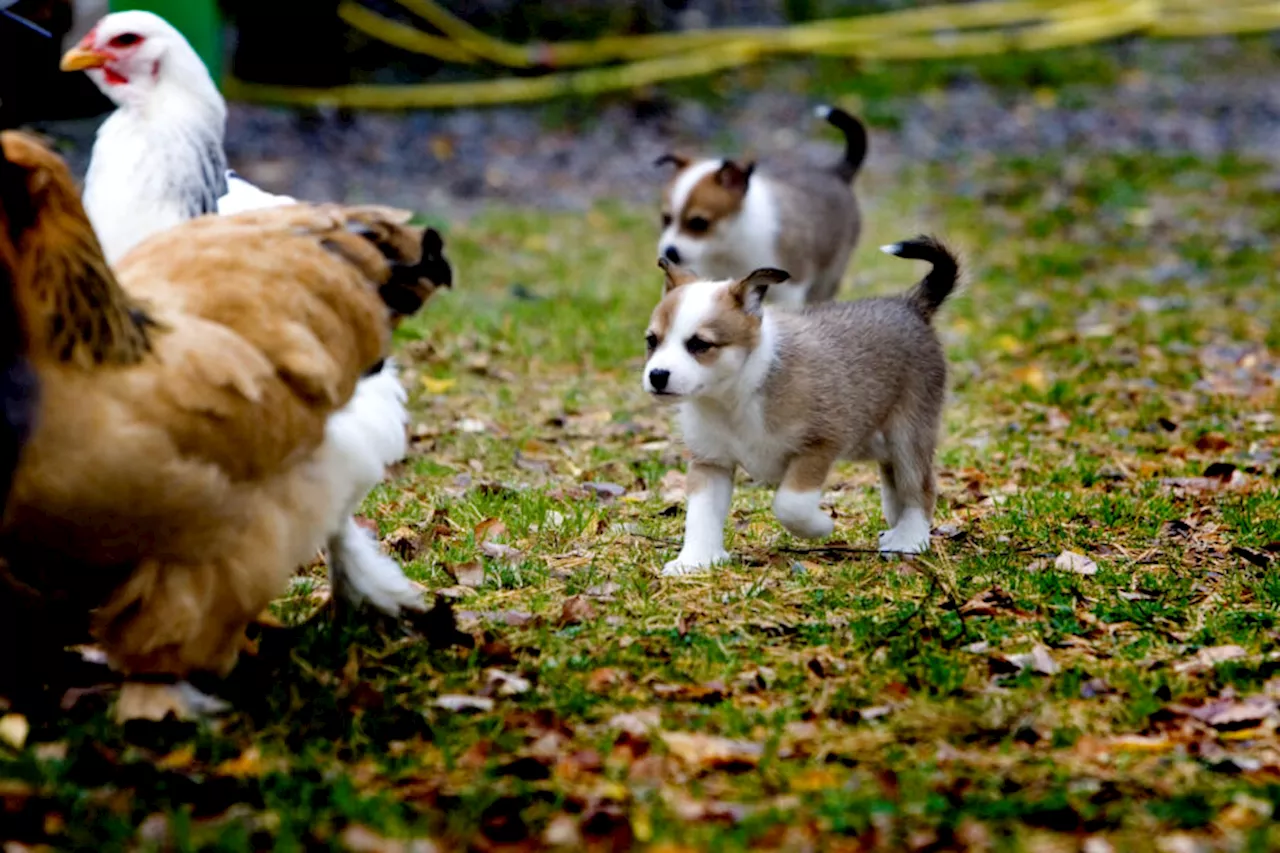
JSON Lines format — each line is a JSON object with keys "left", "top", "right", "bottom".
{"left": 685, "top": 335, "right": 715, "bottom": 355}
{"left": 645, "top": 332, "right": 659, "bottom": 351}
{"left": 109, "top": 33, "right": 142, "bottom": 47}
{"left": 661, "top": 214, "right": 673, "bottom": 228}
{"left": 685, "top": 216, "right": 710, "bottom": 234}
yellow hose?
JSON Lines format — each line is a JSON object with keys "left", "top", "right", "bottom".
{"left": 227, "top": 0, "right": 1280, "bottom": 110}
{"left": 225, "top": 42, "right": 762, "bottom": 110}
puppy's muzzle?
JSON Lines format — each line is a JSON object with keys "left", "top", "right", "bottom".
{"left": 662, "top": 245, "right": 682, "bottom": 265}
{"left": 648, "top": 368, "right": 671, "bottom": 392}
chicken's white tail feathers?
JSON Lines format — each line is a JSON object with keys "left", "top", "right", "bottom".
{"left": 325, "top": 360, "right": 409, "bottom": 480}
{"left": 327, "top": 517, "right": 426, "bottom": 616}
{"left": 319, "top": 360, "right": 418, "bottom": 617}
{"left": 217, "top": 171, "right": 297, "bottom": 214}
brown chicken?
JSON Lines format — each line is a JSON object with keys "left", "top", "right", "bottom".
{"left": 0, "top": 131, "right": 447, "bottom": 719}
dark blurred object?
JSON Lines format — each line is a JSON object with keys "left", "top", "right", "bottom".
{"left": 0, "top": 0, "right": 111, "bottom": 127}
{"left": 223, "top": 0, "right": 349, "bottom": 86}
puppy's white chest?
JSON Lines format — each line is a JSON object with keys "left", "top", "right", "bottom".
{"left": 679, "top": 403, "right": 790, "bottom": 485}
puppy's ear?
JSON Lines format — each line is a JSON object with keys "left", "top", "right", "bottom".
{"left": 654, "top": 152, "right": 690, "bottom": 169}
{"left": 658, "top": 256, "right": 698, "bottom": 293}
{"left": 730, "top": 268, "right": 789, "bottom": 316}
{"left": 715, "top": 160, "right": 754, "bottom": 194}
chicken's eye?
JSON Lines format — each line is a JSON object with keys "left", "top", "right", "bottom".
{"left": 685, "top": 216, "right": 710, "bottom": 234}
{"left": 109, "top": 33, "right": 143, "bottom": 48}
{"left": 645, "top": 332, "right": 659, "bottom": 352}
{"left": 685, "top": 336, "right": 715, "bottom": 356}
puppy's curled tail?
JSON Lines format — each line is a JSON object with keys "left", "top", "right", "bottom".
{"left": 881, "top": 236, "right": 960, "bottom": 323}
{"left": 814, "top": 105, "right": 868, "bottom": 183}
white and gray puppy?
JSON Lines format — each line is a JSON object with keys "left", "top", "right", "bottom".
{"left": 655, "top": 106, "right": 867, "bottom": 309}
{"left": 643, "top": 237, "right": 959, "bottom": 576}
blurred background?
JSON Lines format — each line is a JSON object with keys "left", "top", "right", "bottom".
{"left": 2, "top": 0, "right": 1278, "bottom": 213}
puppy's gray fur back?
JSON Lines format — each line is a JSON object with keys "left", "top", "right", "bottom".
{"left": 764, "top": 296, "right": 945, "bottom": 456}
{"left": 767, "top": 170, "right": 861, "bottom": 303}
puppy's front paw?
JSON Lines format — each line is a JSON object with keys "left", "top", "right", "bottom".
{"left": 662, "top": 549, "right": 731, "bottom": 577}
{"left": 877, "top": 527, "right": 931, "bottom": 555}
{"left": 779, "top": 512, "right": 835, "bottom": 540}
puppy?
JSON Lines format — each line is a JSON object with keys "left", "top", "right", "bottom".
{"left": 656, "top": 106, "right": 867, "bottom": 309}
{"left": 643, "top": 237, "right": 959, "bottom": 576}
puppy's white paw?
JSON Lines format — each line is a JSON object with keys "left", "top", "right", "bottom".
{"left": 773, "top": 488, "right": 833, "bottom": 540}
{"left": 877, "top": 507, "right": 933, "bottom": 555}
{"left": 662, "top": 550, "right": 731, "bottom": 577}
{"left": 779, "top": 512, "right": 835, "bottom": 540}
{"left": 877, "top": 531, "right": 930, "bottom": 554}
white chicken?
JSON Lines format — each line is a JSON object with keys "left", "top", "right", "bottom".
{"left": 62, "top": 11, "right": 445, "bottom": 620}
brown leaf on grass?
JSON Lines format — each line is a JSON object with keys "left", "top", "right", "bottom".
{"left": 433, "top": 695, "right": 496, "bottom": 713}
{"left": 663, "top": 791, "right": 752, "bottom": 823}
{"left": 1183, "top": 695, "right": 1276, "bottom": 730}
{"left": 542, "top": 814, "right": 582, "bottom": 847}
{"left": 1174, "top": 645, "right": 1248, "bottom": 674}
{"left": 558, "top": 595, "right": 598, "bottom": 626}
{"left": 457, "top": 610, "right": 537, "bottom": 629}
{"left": 213, "top": 747, "right": 264, "bottom": 778}
{"left": 474, "top": 517, "right": 507, "bottom": 544}
{"left": 608, "top": 709, "right": 662, "bottom": 737}
{"left": 0, "top": 714, "right": 29, "bottom": 750}
{"left": 484, "top": 669, "right": 532, "bottom": 697}
{"left": 651, "top": 681, "right": 729, "bottom": 704}
{"left": 587, "top": 668, "right": 631, "bottom": 694}
{"left": 995, "top": 645, "right": 1059, "bottom": 676}
{"left": 449, "top": 561, "right": 485, "bottom": 588}
{"left": 661, "top": 731, "right": 762, "bottom": 772}
{"left": 1055, "top": 550, "right": 1099, "bottom": 575}
{"left": 658, "top": 470, "right": 687, "bottom": 503}
{"left": 480, "top": 541, "right": 524, "bottom": 563}
{"left": 339, "top": 825, "right": 440, "bottom": 853}
{"left": 583, "top": 482, "right": 626, "bottom": 501}
{"left": 1194, "top": 433, "right": 1231, "bottom": 453}
{"left": 958, "top": 587, "right": 1028, "bottom": 618}
{"left": 584, "top": 581, "right": 621, "bottom": 600}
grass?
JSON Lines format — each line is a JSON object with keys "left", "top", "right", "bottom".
{"left": 4, "top": 145, "right": 1280, "bottom": 852}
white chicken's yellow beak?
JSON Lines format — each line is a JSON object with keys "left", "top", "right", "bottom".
{"left": 60, "top": 45, "right": 109, "bottom": 72}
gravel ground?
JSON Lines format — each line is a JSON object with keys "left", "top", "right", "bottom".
{"left": 40, "top": 37, "right": 1280, "bottom": 215}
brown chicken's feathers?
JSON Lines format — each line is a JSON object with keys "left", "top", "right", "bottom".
{"left": 0, "top": 130, "right": 445, "bottom": 688}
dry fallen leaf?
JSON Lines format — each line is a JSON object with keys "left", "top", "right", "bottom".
{"left": 1055, "top": 550, "right": 1098, "bottom": 575}
{"left": 449, "top": 561, "right": 485, "bottom": 588}
{"left": 609, "top": 709, "right": 662, "bottom": 737}
{"left": 0, "top": 714, "right": 29, "bottom": 750}
{"left": 485, "top": 668, "right": 532, "bottom": 697}
{"left": 433, "top": 695, "right": 496, "bottom": 713}
{"left": 659, "top": 470, "right": 687, "bottom": 503}
{"left": 1002, "top": 644, "right": 1059, "bottom": 676}
{"left": 661, "top": 731, "right": 763, "bottom": 772}
{"left": 559, "top": 595, "right": 598, "bottom": 626}
{"left": 421, "top": 376, "right": 457, "bottom": 394}
{"left": 474, "top": 517, "right": 507, "bottom": 544}
{"left": 543, "top": 814, "right": 582, "bottom": 847}
{"left": 1175, "top": 644, "right": 1248, "bottom": 674}
{"left": 214, "top": 747, "right": 264, "bottom": 778}
{"left": 587, "top": 668, "right": 631, "bottom": 693}
{"left": 480, "top": 541, "right": 524, "bottom": 563}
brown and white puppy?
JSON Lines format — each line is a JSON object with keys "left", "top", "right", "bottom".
{"left": 656, "top": 106, "right": 867, "bottom": 309}
{"left": 643, "top": 237, "right": 959, "bottom": 575}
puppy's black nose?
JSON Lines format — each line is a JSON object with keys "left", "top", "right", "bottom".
{"left": 663, "top": 245, "right": 682, "bottom": 265}
{"left": 648, "top": 369, "right": 670, "bottom": 391}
